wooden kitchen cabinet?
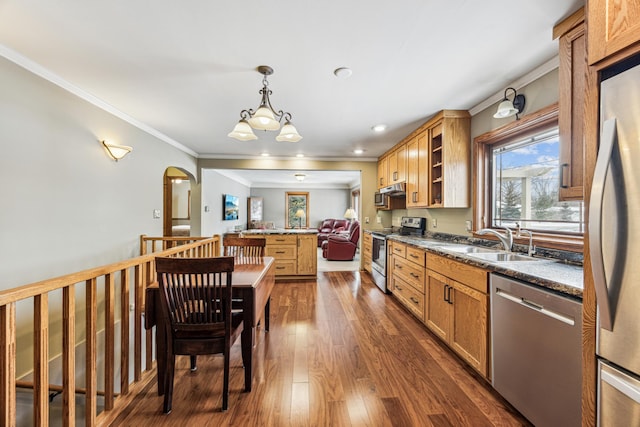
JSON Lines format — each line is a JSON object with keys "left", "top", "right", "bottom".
{"left": 425, "top": 253, "right": 489, "bottom": 377}
{"left": 588, "top": 0, "right": 640, "bottom": 65}
{"left": 245, "top": 233, "right": 317, "bottom": 279}
{"left": 387, "top": 143, "right": 407, "bottom": 185}
{"left": 377, "top": 155, "right": 388, "bottom": 189}
{"left": 427, "top": 111, "right": 470, "bottom": 208}
{"left": 555, "top": 10, "right": 586, "bottom": 201}
{"left": 406, "top": 131, "right": 429, "bottom": 208}
{"left": 296, "top": 234, "right": 317, "bottom": 276}
{"left": 362, "top": 231, "right": 373, "bottom": 273}
{"left": 377, "top": 110, "right": 469, "bottom": 208}
{"left": 390, "top": 241, "right": 426, "bottom": 321}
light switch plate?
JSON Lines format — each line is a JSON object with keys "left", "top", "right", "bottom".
{"left": 465, "top": 220, "right": 472, "bottom": 232}
{"left": 365, "top": 217, "right": 370, "bottom": 224}
{"left": 376, "top": 216, "right": 381, "bottom": 224}
{"left": 432, "top": 218, "right": 437, "bottom": 228}
{"left": 153, "top": 209, "right": 161, "bottom": 219}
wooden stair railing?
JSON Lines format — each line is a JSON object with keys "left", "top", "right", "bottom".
{"left": 0, "top": 235, "right": 220, "bottom": 427}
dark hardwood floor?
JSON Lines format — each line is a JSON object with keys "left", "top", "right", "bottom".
{"left": 112, "top": 271, "right": 530, "bottom": 426}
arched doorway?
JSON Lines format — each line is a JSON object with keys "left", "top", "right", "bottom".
{"left": 163, "top": 167, "right": 193, "bottom": 237}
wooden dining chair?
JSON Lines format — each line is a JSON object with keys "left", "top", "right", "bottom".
{"left": 223, "top": 236, "right": 266, "bottom": 261}
{"left": 155, "top": 256, "right": 244, "bottom": 413}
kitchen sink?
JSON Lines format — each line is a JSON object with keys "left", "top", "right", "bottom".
{"left": 468, "top": 252, "right": 537, "bottom": 262}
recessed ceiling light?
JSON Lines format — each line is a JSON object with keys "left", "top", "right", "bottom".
{"left": 333, "top": 67, "right": 352, "bottom": 79}
{"left": 296, "top": 153, "right": 304, "bottom": 158}
{"left": 353, "top": 149, "right": 364, "bottom": 155}
{"left": 372, "top": 124, "right": 387, "bottom": 133}
{"left": 260, "top": 152, "right": 269, "bottom": 157}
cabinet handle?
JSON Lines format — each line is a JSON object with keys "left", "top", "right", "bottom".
{"left": 447, "top": 286, "right": 453, "bottom": 305}
{"left": 396, "top": 265, "right": 403, "bottom": 270}
{"left": 396, "top": 284, "right": 403, "bottom": 291}
{"left": 410, "top": 297, "right": 419, "bottom": 305}
{"left": 409, "top": 254, "right": 418, "bottom": 259}
{"left": 380, "top": 177, "right": 383, "bottom": 185}
{"left": 560, "top": 163, "right": 569, "bottom": 188}
{"left": 275, "top": 251, "right": 286, "bottom": 254}
{"left": 393, "top": 171, "right": 398, "bottom": 181}
{"left": 443, "top": 284, "right": 449, "bottom": 302}
{"left": 276, "top": 266, "right": 285, "bottom": 270}
{"left": 410, "top": 272, "right": 419, "bottom": 278}
{"left": 412, "top": 192, "right": 417, "bottom": 203}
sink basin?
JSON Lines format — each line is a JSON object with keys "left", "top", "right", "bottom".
{"left": 438, "top": 245, "right": 494, "bottom": 254}
{"left": 468, "top": 252, "right": 537, "bottom": 262}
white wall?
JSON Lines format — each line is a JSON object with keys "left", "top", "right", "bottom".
{"left": 0, "top": 56, "right": 198, "bottom": 288}
{"left": 200, "top": 170, "right": 251, "bottom": 236}
{"left": 250, "top": 187, "right": 351, "bottom": 229}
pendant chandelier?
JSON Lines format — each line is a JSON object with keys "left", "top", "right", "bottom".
{"left": 228, "top": 65, "right": 302, "bottom": 142}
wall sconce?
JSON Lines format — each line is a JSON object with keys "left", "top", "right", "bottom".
{"left": 101, "top": 140, "right": 133, "bottom": 161}
{"left": 493, "top": 87, "right": 526, "bottom": 120}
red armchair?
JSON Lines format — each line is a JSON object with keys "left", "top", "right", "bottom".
{"left": 321, "top": 221, "right": 360, "bottom": 261}
{"left": 317, "top": 218, "right": 349, "bottom": 247}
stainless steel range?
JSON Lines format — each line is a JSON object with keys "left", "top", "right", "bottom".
{"left": 370, "top": 217, "right": 426, "bottom": 293}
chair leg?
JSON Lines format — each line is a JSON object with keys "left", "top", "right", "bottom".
{"left": 222, "top": 349, "right": 230, "bottom": 411}
{"left": 190, "top": 355, "right": 197, "bottom": 371}
{"left": 163, "top": 354, "right": 176, "bottom": 414}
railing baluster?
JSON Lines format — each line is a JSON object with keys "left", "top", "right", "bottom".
{"left": 34, "top": 294, "right": 49, "bottom": 427}
{"left": 104, "top": 274, "right": 115, "bottom": 410}
{"left": 120, "top": 268, "right": 130, "bottom": 395}
{"left": 62, "top": 285, "right": 75, "bottom": 427}
{"left": 85, "top": 278, "right": 97, "bottom": 426}
{"left": 1, "top": 303, "right": 16, "bottom": 427}
{"left": 134, "top": 265, "right": 142, "bottom": 381}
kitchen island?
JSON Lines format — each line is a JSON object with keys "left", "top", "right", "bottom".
{"left": 240, "top": 229, "right": 318, "bottom": 280}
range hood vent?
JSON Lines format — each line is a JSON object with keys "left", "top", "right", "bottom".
{"left": 379, "top": 182, "right": 406, "bottom": 196}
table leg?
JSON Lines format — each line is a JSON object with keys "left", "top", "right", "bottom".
{"left": 156, "top": 322, "right": 166, "bottom": 395}
{"left": 241, "top": 324, "right": 252, "bottom": 392}
{"left": 265, "top": 297, "right": 270, "bottom": 332}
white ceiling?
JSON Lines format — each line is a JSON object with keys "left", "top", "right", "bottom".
{"left": 0, "top": 0, "right": 582, "bottom": 166}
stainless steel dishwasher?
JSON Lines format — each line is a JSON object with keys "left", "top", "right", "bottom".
{"left": 490, "top": 273, "right": 582, "bottom": 427}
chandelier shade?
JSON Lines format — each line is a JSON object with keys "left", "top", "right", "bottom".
{"left": 229, "top": 65, "right": 302, "bottom": 142}
{"left": 227, "top": 119, "right": 258, "bottom": 141}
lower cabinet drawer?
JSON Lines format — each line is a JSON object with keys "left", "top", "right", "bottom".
{"left": 266, "top": 245, "right": 297, "bottom": 259}
{"left": 265, "top": 235, "right": 297, "bottom": 245}
{"left": 392, "top": 276, "right": 425, "bottom": 321}
{"left": 394, "top": 257, "right": 425, "bottom": 292}
{"left": 273, "top": 259, "right": 297, "bottom": 275}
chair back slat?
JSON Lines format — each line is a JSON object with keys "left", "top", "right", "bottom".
{"left": 156, "top": 257, "right": 234, "bottom": 330}
{"left": 223, "top": 237, "right": 266, "bottom": 260}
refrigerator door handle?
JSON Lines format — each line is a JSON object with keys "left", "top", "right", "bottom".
{"left": 588, "top": 118, "right": 617, "bottom": 331}
{"left": 601, "top": 368, "right": 640, "bottom": 404}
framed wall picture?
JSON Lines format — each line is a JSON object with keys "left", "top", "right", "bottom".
{"left": 223, "top": 194, "right": 239, "bottom": 221}
{"left": 285, "top": 191, "right": 308, "bottom": 229}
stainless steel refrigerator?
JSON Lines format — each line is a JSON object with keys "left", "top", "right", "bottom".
{"left": 590, "top": 54, "right": 640, "bottom": 427}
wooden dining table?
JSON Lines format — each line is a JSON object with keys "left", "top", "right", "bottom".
{"left": 144, "top": 256, "right": 275, "bottom": 394}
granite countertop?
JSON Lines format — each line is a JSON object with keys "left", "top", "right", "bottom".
{"left": 386, "top": 234, "right": 584, "bottom": 299}
{"left": 241, "top": 229, "right": 318, "bottom": 235}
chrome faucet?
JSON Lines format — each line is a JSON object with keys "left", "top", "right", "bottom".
{"left": 477, "top": 226, "right": 513, "bottom": 252}
{"left": 515, "top": 223, "right": 536, "bottom": 256}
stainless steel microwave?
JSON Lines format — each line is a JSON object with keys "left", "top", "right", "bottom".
{"left": 374, "top": 192, "right": 387, "bottom": 206}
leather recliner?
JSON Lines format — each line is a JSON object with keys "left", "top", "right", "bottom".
{"left": 321, "top": 221, "right": 360, "bottom": 261}
{"left": 317, "top": 218, "right": 349, "bottom": 247}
